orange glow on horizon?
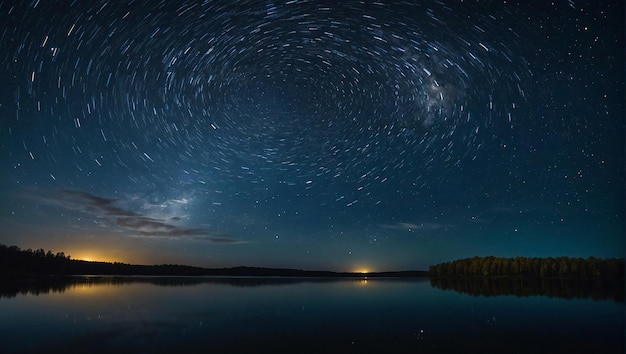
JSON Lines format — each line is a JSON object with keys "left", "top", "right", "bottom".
{"left": 75, "top": 256, "right": 107, "bottom": 263}
{"left": 71, "top": 250, "right": 122, "bottom": 263}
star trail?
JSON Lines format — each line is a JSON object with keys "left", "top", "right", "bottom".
{"left": 1, "top": 0, "right": 623, "bottom": 271}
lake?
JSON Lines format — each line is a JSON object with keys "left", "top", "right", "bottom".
{"left": 0, "top": 277, "right": 623, "bottom": 353}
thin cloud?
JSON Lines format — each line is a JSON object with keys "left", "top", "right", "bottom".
{"left": 380, "top": 222, "right": 443, "bottom": 231}
{"left": 57, "top": 189, "right": 140, "bottom": 217}
{"left": 133, "top": 229, "right": 240, "bottom": 243}
{"left": 31, "top": 188, "right": 239, "bottom": 243}
{"left": 117, "top": 217, "right": 177, "bottom": 230}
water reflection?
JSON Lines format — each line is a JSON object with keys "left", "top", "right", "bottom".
{"left": 0, "top": 276, "right": 374, "bottom": 298}
{"left": 0, "top": 277, "right": 623, "bottom": 354}
{"left": 429, "top": 276, "right": 624, "bottom": 302}
{"left": 3, "top": 276, "right": 623, "bottom": 302}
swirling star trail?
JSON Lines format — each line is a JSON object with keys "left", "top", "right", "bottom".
{"left": 1, "top": 0, "right": 623, "bottom": 270}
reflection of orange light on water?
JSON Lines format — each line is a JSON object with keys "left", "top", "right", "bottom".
{"left": 72, "top": 282, "right": 102, "bottom": 295}
{"left": 67, "top": 279, "right": 131, "bottom": 298}
{"left": 359, "top": 279, "right": 369, "bottom": 285}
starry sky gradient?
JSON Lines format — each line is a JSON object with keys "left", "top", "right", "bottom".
{"left": 1, "top": 0, "right": 623, "bottom": 271}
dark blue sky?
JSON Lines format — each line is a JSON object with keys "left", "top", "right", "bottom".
{"left": 1, "top": 0, "right": 623, "bottom": 271}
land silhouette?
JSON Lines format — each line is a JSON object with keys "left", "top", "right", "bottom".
{"left": 1, "top": 244, "right": 623, "bottom": 302}
{"left": 428, "top": 256, "right": 624, "bottom": 279}
{"left": 0, "top": 243, "right": 425, "bottom": 277}
{"left": 428, "top": 256, "right": 624, "bottom": 302}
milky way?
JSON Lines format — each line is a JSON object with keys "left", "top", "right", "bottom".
{"left": 1, "top": 1, "right": 623, "bottom": 270}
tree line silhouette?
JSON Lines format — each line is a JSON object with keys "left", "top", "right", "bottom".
{"left": 429, "top": 256, "right": 624, "bottom": 279}
{"left": 0, "top": 243, "right": 427, "bottom": 277}
{"left": 0, "top": 243, "right": 310, "bottom": 276}
{"left": 0, "top": 243, "right": 215, "bottom": 276}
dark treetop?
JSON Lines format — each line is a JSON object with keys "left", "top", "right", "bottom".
{"left": 429, "top": 256, "right": 624, "bottom": 279}
{"left": 0, "top": 244, "right": 426, "bottom": 277}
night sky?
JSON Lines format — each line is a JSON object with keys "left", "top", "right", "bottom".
{"left": 1, "top": 0, "right": 623, "bottom": 271}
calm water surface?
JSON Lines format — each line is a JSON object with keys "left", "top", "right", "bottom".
{"left": 0, "top": 277, "right": 623, "bottom": 354}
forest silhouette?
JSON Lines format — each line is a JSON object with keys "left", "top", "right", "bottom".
{"left": 428, "top": 256, "right": 624, "bottom": 302}
{"left": 429, "top": 256, "right": 624, "bottom": 279}
{"left": 0, "top": 243, "right": 425, "bottom": 277}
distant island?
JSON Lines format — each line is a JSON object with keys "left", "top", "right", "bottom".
{"left": 429, "top": 256, "right": 624, "bottom": 279}
{"left": 0, "top": 244, "right": 427, "bottom": 278}
{"left": 428, "top": 256, "right": 624, "bottom": 303}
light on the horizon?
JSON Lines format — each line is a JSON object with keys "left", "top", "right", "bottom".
{"left": 67, "top": 245, "right": 133, "bottom": 264}
{"left": 76, "top": 256, "right": 100, "bottom": 262}
{"left": 73, "top": 252, "right": 112, "bottom": 263}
